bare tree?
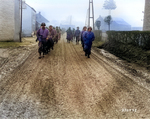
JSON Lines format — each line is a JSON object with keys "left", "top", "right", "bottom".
{"left": 104, "top": 15, "right": 112, "bottom": 31}
{"left": 103, "top": 0, "right": 117, "bottom": 15}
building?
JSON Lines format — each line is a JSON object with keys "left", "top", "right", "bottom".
{"left": 22, "top": 2, "right": 36, "bottom": 37}
{"left": 143, "top": 0, "right": 150, "bottom": 31}
{"left": 0, "top": 0, "right": 21, "bottom": 41}
{"left": 36, "top": 12, "right": 49, "bottom": 30}
{"left": 95, "top": 16, "right": 131, "bottom": 32}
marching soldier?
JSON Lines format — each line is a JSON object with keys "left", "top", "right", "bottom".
{"left": 46, "top": 25, "right": 56, "bottom": 51}
{"left": 74, "top": 27, "right": 81, "bottom": 44}
{"left": 36, "top": 23, "right": 49, "bottom": 59}
{"left": 58, "top": 27, "right": 62, "bottom": 40}
{"left": 83, "top": 27, "right": 95, "bottom": 58}
{"left": 66, "top": 27, "right": 73, "bottom": 43}
{"left": 55, "top": 26, "right": 59, "bottom": 43}
{"left": 81, "top": 26, "right": 87, "bottom": 50}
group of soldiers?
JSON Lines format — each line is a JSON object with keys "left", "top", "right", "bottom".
{"left": 36, "top": 23, "right": 62, "bottom": 59}
{"left": 36, "top": 23, "right": 95, "bottom": 59}
{"left": 66, "top": 26, "right": 95, "bottom": 58}
{"left": 66, "top": 27, "right": 81, "bottom": 44}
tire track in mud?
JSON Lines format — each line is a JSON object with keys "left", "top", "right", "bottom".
{"left": 0, "top": 49, "right": 45, "bottom": 118}
{"left": 90, "top": 50, "right": 150, "bottom": 118}
{"left": 0, "top": 35, "right": 150, "bottom": 118}
{"left": 69, "top": 42, "right": 120, "bottom": 117}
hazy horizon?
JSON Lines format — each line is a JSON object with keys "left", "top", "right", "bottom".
{"left": 25, "top": 0, "right": 145, "bottom": 28}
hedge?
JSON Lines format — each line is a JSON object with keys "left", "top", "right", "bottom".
{"left": 106, "top": 31, "right": 150, "bottom": 50}
{"left": 100, "top": 31, "right": 150, "bottom": 67}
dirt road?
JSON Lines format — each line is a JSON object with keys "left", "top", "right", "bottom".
{"left": 0, "top": 35, "right": 150, "bottom": 118}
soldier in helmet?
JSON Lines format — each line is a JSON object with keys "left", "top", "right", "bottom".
{"left": 66, "top": 27, "right": 73, "bottom": 43}
{"left": 72, "top": 28, "right": 75, "bottom": 40}
{"left": 81, "top": 26, "right": 87, "bottom": 50}
{"left": 52, "top": 27, "right": 57, "bottom": 43}
{"left": 55, "top": 26, "right": 59, "bottom": 43}
{"left": 46, "top": 25, "right": 55, "bottom": 51}
{"left": 58, "top": 27, "right": 61, "bottom": 40}
{"left": 74, "top": 27, "right": 81, "bottom": 44}
{"left": 36, "top": 22, "right": 49, "bottom": 59}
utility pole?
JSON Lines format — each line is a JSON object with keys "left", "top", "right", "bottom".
{"left": 20, "top": 0, "right": 22, "bottom": 42}
{"left": 143, "top": 0, "right": 150, "bottom": 31}
{"left": 88, "top": 0, "right": 95, "bottom": 30}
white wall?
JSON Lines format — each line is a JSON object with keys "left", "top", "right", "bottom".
{"left": 0, "top": 0, "right": 20, "bottom": 41}
{"left": 22, "top": 4, "right": 36, "bottom": 37}
{"left": 22, "top": 4, "right": 32, "bottom": 36}
{"left": 0, "top": 0, "right": 15, "bottom": 41}
{"left": 32, "top": 9, "right": 36, "bottom": 34}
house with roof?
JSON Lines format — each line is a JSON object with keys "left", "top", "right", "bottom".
{"left": 95, "top": 16, "right": 131, "bottom": 31}
{"left": 22, "top": 2, "right": 36, "bottom": 37}
{"left": 36, "top": 12, "right": 49, "bottom": 30}
{"left": 0, "top": 0, "right": 21, "bottom": 41}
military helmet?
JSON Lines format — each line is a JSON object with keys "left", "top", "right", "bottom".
{"left": 41, "top": 23, "right": 46, "bottom": 26}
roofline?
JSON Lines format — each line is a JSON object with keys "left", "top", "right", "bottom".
{"left": 25, "top": 2, "right": 36, "bottom": 13}
{"left": 36, "top": 13, "right": 50, "bottom": 22}
{"left": 36, "top": 21, "right": 50, "bottom": 24}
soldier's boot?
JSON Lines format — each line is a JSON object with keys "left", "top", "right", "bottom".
{"left": 85, "top": 53, "right": 87, "bottom": 56}
{"left": 39, "top": 53, "right": 41, "bottom": 59}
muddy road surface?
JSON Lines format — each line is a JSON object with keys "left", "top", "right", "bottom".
{"left": 0, "top": 35, "right": 150, "bottom": 118}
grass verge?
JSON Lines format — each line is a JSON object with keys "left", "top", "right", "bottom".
{"left": 98, "top": 41, "right": 150, "bottom": 67}
{"left": 92, "top": 36, "right": 105, "bottom": 47}
{"left": 0, "top": 37, "right": 36, "bottom": 48}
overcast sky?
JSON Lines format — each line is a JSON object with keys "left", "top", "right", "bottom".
{"left": 25, "top": 0, "right": 145, "bottom": 27}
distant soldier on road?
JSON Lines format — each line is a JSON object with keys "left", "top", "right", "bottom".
{"left": 72, "top": 28, "right": 76, "bottom": 40}
{"left": 53, "top": 27, "right": 57, "bottom": 43}
{"left": 74, "top": 27, "right": 81, "bottom": 44}
{"left": 83, "top": 27, "right": 95, "bottom": 58}
{"left": 55, "top": 26, "right": 59, "bottom": 43}
{"left": 37, "top": 23, "right": 49, "bottom": 59}
{"left": 81, "top": 26, "right": 87, "bottom": 50}
{"left": 66, "top": 27, "right": 73, "bottom": 43}
{"left": 46, "top": 25, "right": 55, "bottom": 51}
{"left": 58, "top": 27, "right": 62, "bottom": 40}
